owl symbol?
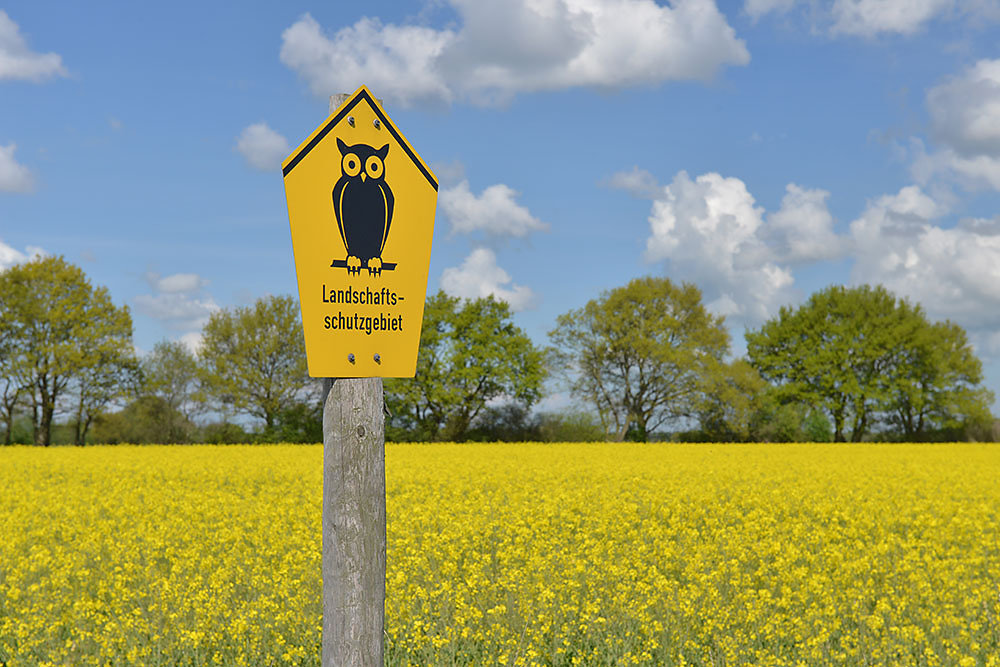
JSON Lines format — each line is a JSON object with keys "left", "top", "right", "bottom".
{"left": 332, "top": 138, "right": 395, "bottom": 276}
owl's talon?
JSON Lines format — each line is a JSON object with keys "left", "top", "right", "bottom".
{"left": 346, "top": 255, "right": 362, "bottom": 275}
{"left": 367, "top": 257, "right": 383, "bottom": 276}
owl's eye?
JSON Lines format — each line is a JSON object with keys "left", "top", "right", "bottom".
{"left": 365, "top": 155, "right": 384, "bottom": 179}
{"left": 342, "top": 153, "right": 361, "bottom": 177}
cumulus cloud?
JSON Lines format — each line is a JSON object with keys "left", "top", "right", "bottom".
{"left": 440, "top": 180, "right": 548, "bottom": 238}
{"left": 958, "top": 215, "right": 1000, "bottom": 235}
{"left": 764, "top": 184, "right": 847, "bottom": 264}
{"left": 636, "top": 167, "right": 1000, "bottom": 348}
{"left": 0, "top": 10, "right": 67, "bottom": 82}
{"left": 135, "top": 271, "right": 218, "bottom": 332}
{"left": 236, "top": 123, "right": 291, "bottom": 171}
{"left": 831, "top": 0, "right": 954, "bottom": 35}
{"left": 915, "top": 59, "right": 1000, "bottom": 190}
{"left": 644, "top": 170, "right": 800, "bottom": 324}
{"left": 928, "top": 59, "right": 1000, "bottom": 156}
{"left": 746, "top": 0, "right": 998, "bottom": 36}
{"left": 0, "top": 238, "right": 44, "bottom": 270}
{"left": 280, "top": 15, "right": 454, "bottom": 107}
{"left": 280, "top": 0, "right": 749, "bottom": 107}
{"left": 440, "top": 247, "right": 537, "bottom": 311}
{"left": 0, "top": 143, "right": 34, "bottom": 193}
{"left": 848, "top": 185, "right": 1000, "bottom": 332}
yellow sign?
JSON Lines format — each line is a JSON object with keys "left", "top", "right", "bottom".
{"left": 282, "top": 85, "right": 438, "bottom": 378}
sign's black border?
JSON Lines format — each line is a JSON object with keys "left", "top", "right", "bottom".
{"left": 282, "top": 89, "right": 438, "bottom": 192}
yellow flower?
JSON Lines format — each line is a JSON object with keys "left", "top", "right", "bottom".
{"left": 2, "top": 442, "right": 999, "bottom": 665}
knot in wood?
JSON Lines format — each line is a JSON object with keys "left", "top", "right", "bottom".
{"left": 357, "top": 425, "right": 366, "bottom": 438}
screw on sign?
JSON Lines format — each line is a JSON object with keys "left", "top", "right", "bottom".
{"left": 282, "top": 86, "right": 438, "bottom": 666}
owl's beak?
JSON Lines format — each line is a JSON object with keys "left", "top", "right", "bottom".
{"left": 361, "top": 173, "right": 367, "bottom": 182}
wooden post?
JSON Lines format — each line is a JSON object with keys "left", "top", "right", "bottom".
{"left": 321, "top": 377, "right": 385, "bottom": 667}
{"left": 320, "top": 95, "right": 388, "bottom": 667}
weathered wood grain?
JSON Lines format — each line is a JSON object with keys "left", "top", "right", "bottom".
{"left": 321, "top": 377, "right": 385, "bottom": 667}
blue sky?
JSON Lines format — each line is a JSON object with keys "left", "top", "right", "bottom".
{"left": 3, "top": 0, "right": 1000, "bottom": 411}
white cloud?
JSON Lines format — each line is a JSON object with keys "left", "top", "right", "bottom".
{"left": 831, "top": 0, "right": 954, "bottom": 36}
{"left": 158, "top": 272, "right": 208, "bottom": 294}
{"left": 958, "top": 215, "right": 1000, "bottom": 235}
{"left": 0, "top": 143, "right": 34, "bottom": 193}
{"left": 848, "top": 185, "right": 947, "bottom": 245}
{"left": 280, "top": 0, "right": 749, "bottom": 108}
{"left": 236, "top": 123, "right": 290, "bottom": 171}
{"left": 280, "top": 15, "right": 454, "bottom": 108}
{"left": 644, "top": 170, "right": 800, "bottom": 325}
{"left": 938, "top": 152, "right": 1000, "bottom": 190}
{"left": 637, "top": 167, "right": 1000, "bottom": 347}
{"left": 0, "top": 243, "right": 26, "bottom": 269}
{"left": 179, "top": 332, "right": 204, "bottom": 356}
{"left": 605, "top": 166, "right": 663, "bottom": 199}
{"left": 0, "top": 10, "right": 67, "bottom": 82}
{"left": 135, "top": 271, "right": 218, "bottom": 332}
{"left": 744, "top": 0, "right": 796, "bottom": 19}
{"left": 440, "top": 180, "right": 548, "bottom": 238}
{"left": 849, "top": 185, "right": 1000, "bottom": 333}
{"left": 915, "top": 59, "right": 1000, "bottom": 190}
{"left": 0, "top": 238, "right": 44, "bottom": 271}
{"left": 440, "top": 247, "right": 537, "bottom": 311}
{"left": 746, "top": 0, "right": 998, "bottom": 36}
{"left": 928, "top": 59, "right": 1000, "bottom": 157}
{"left": 911, "top": 140, "right": 1000, "bottom": 191}
{"left": 764, "top": 184, "right": 847, "bottom": 263}
{"left": 134, "top": 293, "right": 219, "bottom": 332}
{"left": 144, "top": 271, "right": 210, "bottom": 294}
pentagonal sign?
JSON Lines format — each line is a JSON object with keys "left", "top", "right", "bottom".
{"left": 282, "top": 85, "right": 438, "bottom": 378}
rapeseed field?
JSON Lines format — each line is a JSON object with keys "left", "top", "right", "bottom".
{"left": 1, "top": 443, "right": 999, "bottom": 666}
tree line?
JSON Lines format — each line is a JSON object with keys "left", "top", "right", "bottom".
{"left": 1, "top": 256, "right": 995, "bottom": 445}
{"left": 552, "top": 277, "right": 995, "bottom": 443}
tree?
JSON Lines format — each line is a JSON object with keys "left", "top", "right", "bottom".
{"left": 198, "top": 295, "right": 311, "bottom": 430}
{"left": 748, "top": 285, "right": 903, "bottom": 442}
{"left": 746, "top": 284, "right": 994, "bottom": 442}
{"left": 141, "top": 340, "right": 203, "bottom": 421}
{"left": 466, "top": 403, "right": 542, "bottom": 442}
{"left": 549, "top": 277, "right": 730, "bottom": 441}
{"left": 384, "top": 292, "right": 545, "bottom": 441}
{"left": 0, "top": 378, "right": 27, "bottom": 446}
{"left": 0, "top": 313, "right": 28, "bottom": 445}
{"left": 92, "top": 396, "right": 196, "bottom": 444}
{"left": 885, "top": 320, "right": 994, "bottom": 440}
{"left": 536, "top": 410, "right": 606, "bottom": 442}
{"left": 0, "top": 256, "right": 135, "bottom": 446}
{"left": 266, "top": 401, "right": 323, "bottom": 443}
{"left": 697, "top": 359, "right": 768, "bottom": 442}
{"left": 71, "top": 344, "right": 139, "bottom": 445}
